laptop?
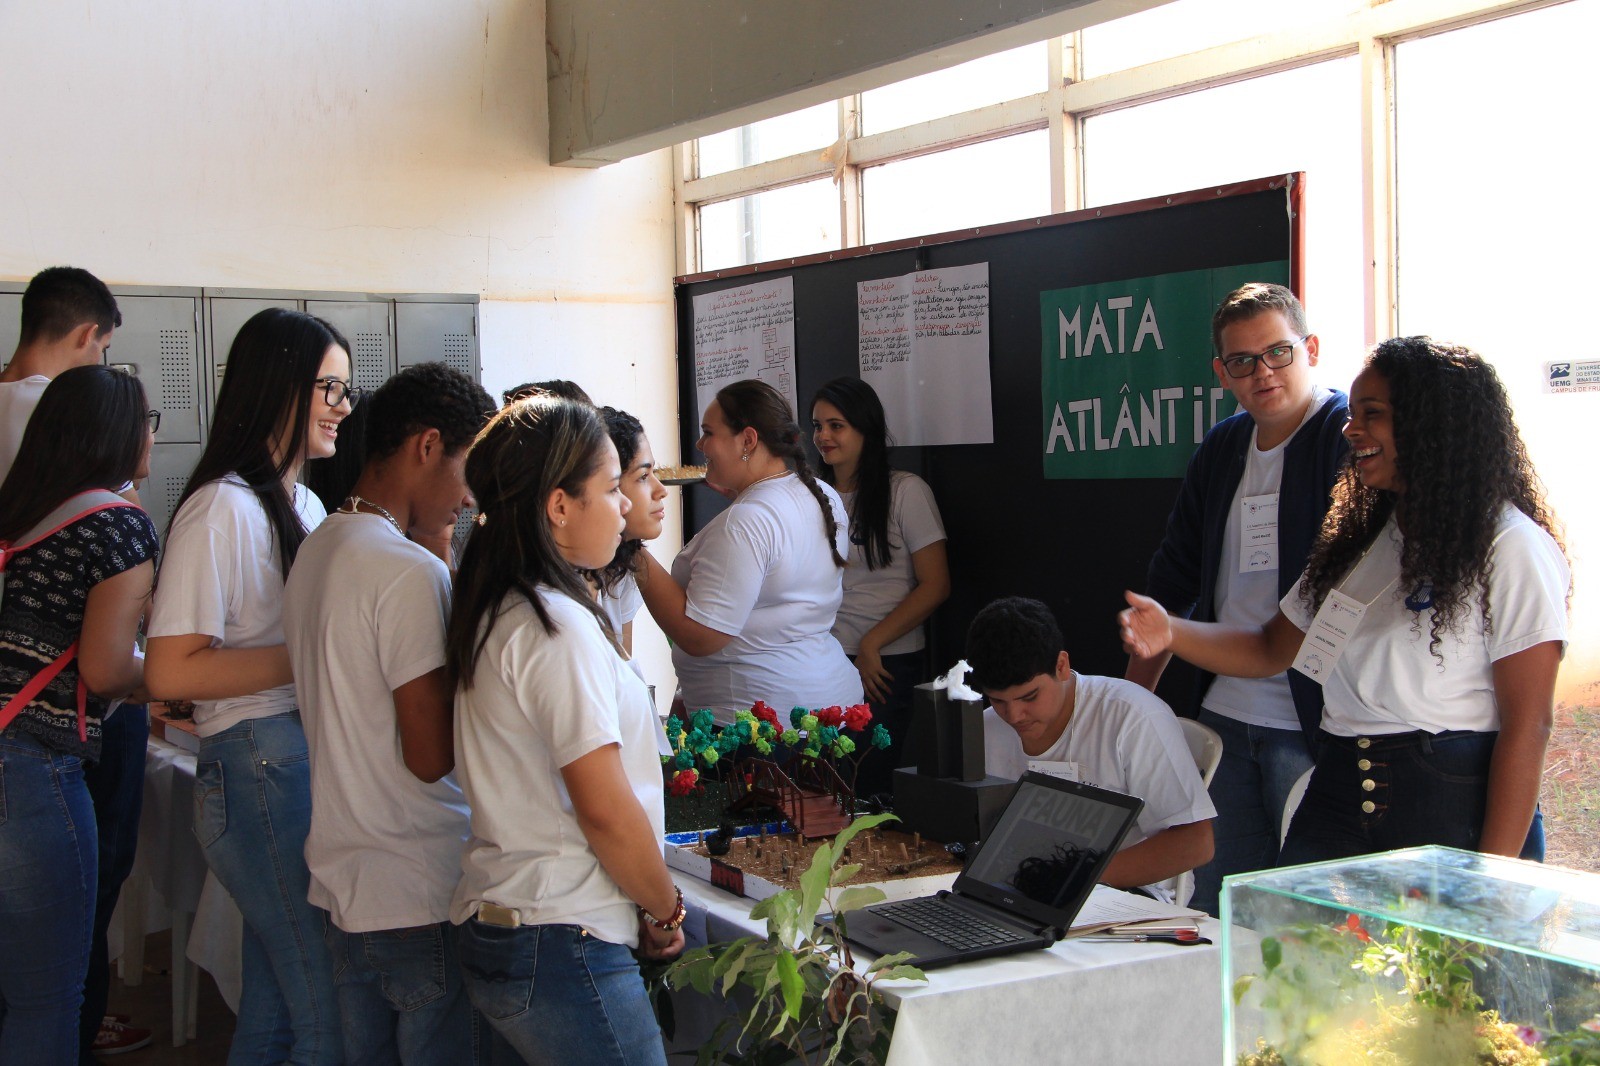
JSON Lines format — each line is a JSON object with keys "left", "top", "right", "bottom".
{"left": 845, "top": 772, "right": 1143, "bottom": 969}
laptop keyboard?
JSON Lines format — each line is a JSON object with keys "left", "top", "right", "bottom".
{"left": 875, "top": 898, "right": 1029, "bottom": 950}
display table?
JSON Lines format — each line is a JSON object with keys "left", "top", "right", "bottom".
{"left": 110, "top": 735, "right": 244, "bottom": 1046}
{"left": 675, "top": 875, "right": 1224, "bottom": 1066}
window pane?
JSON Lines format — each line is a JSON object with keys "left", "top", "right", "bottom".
{"left": 1395, "top": 1, "right": 1600, "bottom": 689}
{"left": 698, "top": 179, "right": 840, "bottom": 272}
{"left": 1084, "top": 58, "right": 1364, "bottom": 394}
{"left": 1083, "top": 0, "right": 1358, "bottom": 78}
{"left": 862, "top": 129, "right": 1051, "bottom": 244}
{"left": 697, "top": 102, "right": 838, "bottom": 178}
{"left": 862, "top": 43, "right": 1049, "bottom": 135}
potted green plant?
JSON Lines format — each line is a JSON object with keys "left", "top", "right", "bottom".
{"left": 662, "top": 812, "right": 926, "bottom": 1065}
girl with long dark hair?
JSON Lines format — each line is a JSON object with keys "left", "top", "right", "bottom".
{"left": 0, "top": 366, "right": 157, "bottom": 1063}
{"left": 447, "top": 397, "right": 682, "bottom": 1065}
{"left": 1121, "top": 337, "right": 1569, "bottom": 864}
{"left": 812, "top": 377, "right": 949, "bottom": 789}
{"left": 636, "top": 379, "right": 862, "bottom": 724}
{"left": 594, "top": 406, "right": 668, "bottom": 679}
{"left": 146, "top": 308, "right": 353, "bottom": 1064}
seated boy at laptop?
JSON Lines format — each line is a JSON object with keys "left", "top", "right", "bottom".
{"left": 967, "top": 597, "right": 1215, "bottom": 900}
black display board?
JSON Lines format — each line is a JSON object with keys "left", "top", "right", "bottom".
{"left": 673, "top": 175, "right": 1303, "bottom": 712}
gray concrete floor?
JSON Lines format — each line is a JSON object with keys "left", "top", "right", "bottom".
{"left": 103, "top": 930, "right": 234, "bottom": 1064}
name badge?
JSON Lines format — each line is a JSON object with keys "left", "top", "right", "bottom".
{"left": 1292, "top": 589, "right": 1368, "bottom": 681}
{"left": 1028, "top": 759, "right": 1081, "bottom": 782}
{"left": 1238, "top": 493, "right": 1280, "bottom": 573}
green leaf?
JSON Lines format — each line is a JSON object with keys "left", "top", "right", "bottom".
{"left": 871, "top": 964, "right": 926, "bottom": 983}
{"left": 830, "top": 863, "right": 863, "bottom": 886}
{"left": 1232, "top": 974, "right": 1257, "bottom": 1005}
{"left": 833, "top": 811, "right": 898, "bottom": 855}
{"left": 798, "top": 847, "right": 835, "bottom": 928}
{"left": 866, "top": 950, "right": 920, "bottom": 974}
{"left": 775, "top": 952, "right": 804, "bottom": 1021}
{"left": 832, "top": 886, "right": 887, "bottom": 916}
{"left": 1260, "top": 937, "right": 1282, "bottom": 973}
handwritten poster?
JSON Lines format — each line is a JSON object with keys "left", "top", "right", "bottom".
{"left": 691, "top": 277, "right": 798, "bottom": 421}
{"left": 857, "top": 263, "right": 993, "bottom": 446}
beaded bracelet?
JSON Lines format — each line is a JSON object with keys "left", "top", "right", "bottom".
{"left": 641, "top": 886, "right": 687, "bottom": 932}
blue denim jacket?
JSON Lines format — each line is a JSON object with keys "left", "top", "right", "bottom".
{"left": 1144, "top": 390, "right": 1350, "bottom": 751}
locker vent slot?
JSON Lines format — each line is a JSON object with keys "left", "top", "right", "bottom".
{"left": 443, "top": 332, "right": 472, "bottom": 375}
{"left": 354, "top": 333, "right": 388, "bottom": 390}
{"left": 159, "top": 330, "right": 195, "bottom": 408}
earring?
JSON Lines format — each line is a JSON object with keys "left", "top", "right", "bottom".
{"left": 741, "top": 452, "right": 749, "bottom": 462}
{"left": 560, "top": 519, "right": 566, "bottom": 527}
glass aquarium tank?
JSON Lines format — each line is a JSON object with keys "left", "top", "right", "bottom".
{"left": 1223, "top": 847, "right": 1600, "bottom": 1065}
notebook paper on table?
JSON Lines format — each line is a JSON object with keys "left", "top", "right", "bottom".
{"left": 1066, "top": 884, "right": 1207, "bottom": 937}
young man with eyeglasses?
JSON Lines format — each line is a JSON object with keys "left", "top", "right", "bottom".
{"left": 0, "top": 268, "right": 157, "bottom": 1058}
{"left": 1127, "top": 282, "right": 1348, "bottom": 916}
{"left": 282, "top": 362, "right": 497, "bottom": 1065}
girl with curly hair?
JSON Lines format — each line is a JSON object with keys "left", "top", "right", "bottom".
{"left": 1120, "top": 336, "right": 1569, "bottom": 865}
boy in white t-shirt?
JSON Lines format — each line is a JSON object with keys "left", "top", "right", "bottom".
{"left": 283, "top": 362, "right": 495, "bottom": 1065}
{"left": 968, "top": 597, "right": 1215, "bottom": 899}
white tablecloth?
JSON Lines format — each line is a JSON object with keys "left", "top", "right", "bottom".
{"left": 676, "top": 875, "right": 1224, "bottom": 1066}
{"left": 111, "top": 736, "right": 245, "bottom": 1041}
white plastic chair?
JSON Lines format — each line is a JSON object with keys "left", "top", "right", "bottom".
{"left": 1170, "top": 718, "right": 1224, "bottom": 906}
{"left": 1281, "top": 767, "right": 1314, "bottom": 847}
{"left": 1178, "top": 718, "right": 1223, "bottom": 788}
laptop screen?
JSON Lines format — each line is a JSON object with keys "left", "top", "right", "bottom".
{"left": 952, "top": 772, "right": 1143, "bottom": 929}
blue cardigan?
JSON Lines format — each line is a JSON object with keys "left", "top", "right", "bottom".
{"left": 1144, "top": 390, "right": 1350, "bottom": 752}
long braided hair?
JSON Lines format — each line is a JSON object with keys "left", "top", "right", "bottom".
{"left": 1299, "top": 336, "right": 1566, "bottom": 658}
{"left": 716, "top": 379, "right": 846, "bottom": 568}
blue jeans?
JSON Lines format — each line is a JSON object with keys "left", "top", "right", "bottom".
{"left": 327, "top": 920, "right": 496, "bottom": 1066}
{"left": 1190, "top": 710, "right": 1314, "bottom": 916}
{"left": 195, "top": 713, "right": 341, "bottom": 1065}
{"left": 0, "top": 733, "right": 97, "bottom": 1065}
{"left": 457, "top": 921, "right": 666, "bottom": 1066}
{"left": 79, "top": 704, "right": 149, "bottom": 1065}
{"left": 1278, "top": 729, "right": 1543, "bottom": 868}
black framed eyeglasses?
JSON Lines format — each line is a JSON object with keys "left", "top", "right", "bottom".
{"left": 1219, "top": 336, "right": 1307, "bottom": 378}
{"left": 314, "top": 377, "right": 361, "bottom": 406}
{"left": 146, "top": 410, "right": 162, "bottom": 433}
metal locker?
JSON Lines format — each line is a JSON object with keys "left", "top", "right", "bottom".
{"left": 395, "top": 300, "right": 478, "bottom": 380}
{"left": 205, "top": 296, "right": 297, "bottom": 414}
{"left": 307, "top": 300, "right": 393, "bottom": 393}
{"left": 0, "top": 290, "right": 21, "bottom": 363}
{"left": 105, "top": 293, "right": 204, "bottom": 445}
{"left": 144, "top": 442, "right": 203, "bottom": 537}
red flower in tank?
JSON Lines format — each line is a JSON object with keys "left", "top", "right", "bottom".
{"left": 815, "top": 705, "right": 845, "bottom": 728}
{"left": 750, "top": 701, "right": 782, "bottom": 729}
{"left": 669, "top": 768, "right": 700, "bottom": 796}
{"left": 842, "top": 703, "right": 873, "bottom": 732}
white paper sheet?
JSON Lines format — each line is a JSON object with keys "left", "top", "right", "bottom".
{"left": 692, "top": 277, "right": 798, "bottom": 421}
{"left": 858, "top": 263, "right": 994, "bottom": 446}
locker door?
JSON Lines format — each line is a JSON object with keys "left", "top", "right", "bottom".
{"left": 105, "top": 295, "right": 204, "bottom": 445}
{"left": 395, "top": 302, "right": 478, "bottom": 380}
{"left": 396, "top": 301, "right": 481, "bottom": 553}
{"left": 307, "top": 301, "right": 392, "bottom": 393}
{"left": 0, "top": 292, "right": 20, "bottom": 364}
{"left": 206, "top": 297, "right": 296, "bottom": 414}
{"left": 144, "top": 443, "right": 203, "bottom": 537}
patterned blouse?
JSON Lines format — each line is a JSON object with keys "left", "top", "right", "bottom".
{"left": 1, "top": 505, "right": 158, "bottom": 760}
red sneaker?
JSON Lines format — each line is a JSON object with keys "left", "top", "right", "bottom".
{"left": 93, "top": 1017, "right": 152, "bottom": 1055}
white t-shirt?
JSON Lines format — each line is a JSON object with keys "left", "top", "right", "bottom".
{"left": 0, "top": 375, "right": 49, "bottom": 484}
{"left": 1280, "top": 505, "right": 1569, "bottom": 737}
{"left": 670, "top": 473, "right": 862, "bottom": 723}
{"left": 283, "top": 511, "right": 468, "bottom": 933}
{"left": 149, "top": 476, "right": 327, "bottom": 736}
{"left": 600, "top": 572, "right": 647, "bottom": 683}
{"left": 983, "top": 674, "right": 1216, "bottom": 892}
{"left": 1202, "top": 394, "right": 1333, "bottom": 731}
{"left": 833, "top": 471, "right": 947, "bottom": 656}
{"left": 451, "top": 588, "right": 665, "bottom": 947}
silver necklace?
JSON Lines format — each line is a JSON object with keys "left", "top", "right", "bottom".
{"left": 739, "top": 469, "right": 789, "bottom": 498}
{"left": 342, "top": 495, "right": 404, "bottom": 538}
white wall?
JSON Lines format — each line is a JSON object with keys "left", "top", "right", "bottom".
{"left": 0, "top": 0, "right": 685, "bottom": 700}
